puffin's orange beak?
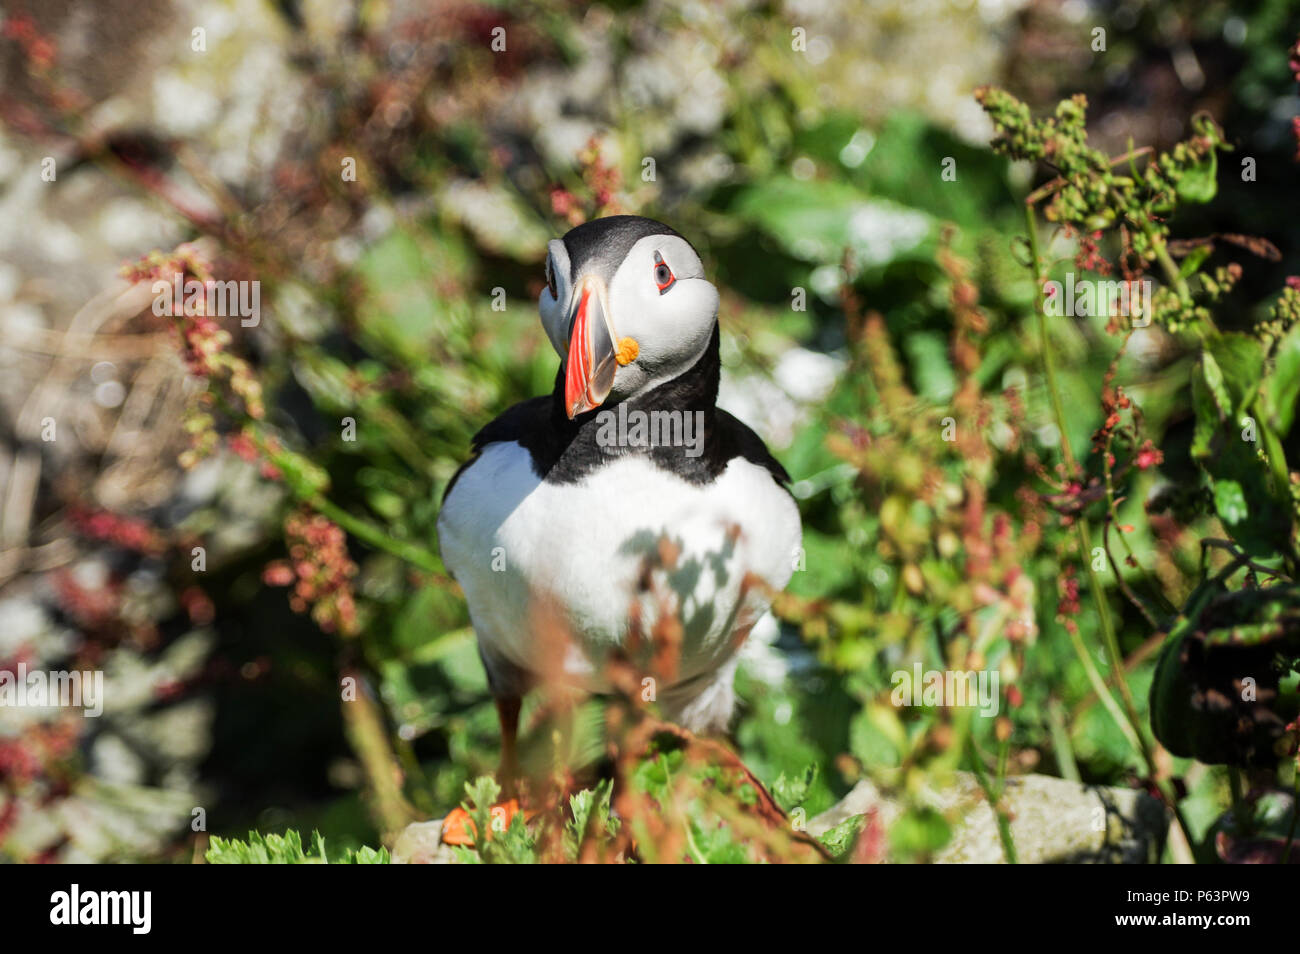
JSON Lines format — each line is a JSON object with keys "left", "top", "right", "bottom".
{"left": 563, "top": 277, "right": 619, "bottom": 419}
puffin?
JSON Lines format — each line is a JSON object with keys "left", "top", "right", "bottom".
{"left": 436, "top": 214, "right": 801, "bottom": 793}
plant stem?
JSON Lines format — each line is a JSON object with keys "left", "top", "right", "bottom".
{"left": 308, "top": 491, "right": 443, "bottom": 575}
{"left": 1101, "top": 426, "right": 1175, "bottom": 620}
{"left": 240, "top": 415, "right": 445, "bottom": 575}
{"left": 1065, "top": 622, "right": 1141, "bottom": 754}
{"left": 208, "top": 355, "right": 446, "bottom": 578}
{"left": 1200, "top": 538, "right": 1290, "bottom": 582}
{"left": 1025, "top": 207, "right": 1138, "bottom": 743}
{"left": 1148, "top": 228, "right": 1192, "bottom": 304}
{"left": 1026, "top": 204, "right": 1141, "bottom": 730}
{"left": 1076, "top": 519, "right": 1145, "bottom": 740}
{"left": 340, "top": 667, "right": 419, "bottom": 837}
{"left": 1027, "top": 211, "right": 1078, "bottom": 476}
{"left": 1228, "top": 767, "right": 1249, "bottom": 834}
{"left": 1047, "top": 698, "right": 1081, "bottom": 783}
{"left": 1023, "top": 204, "right": 1195, "bottom": 847}
{"left": 970, "top": 734, "right": 1017, "bottom": 864}
{"left": 1254, "top": 393, "right": 1293, "bottom": 505}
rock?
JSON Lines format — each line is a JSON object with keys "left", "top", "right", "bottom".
{"left": 808, "top": 772, "right": 1168, "bottom": 863}
{"left": 390, "top": 820, "right": 461, "bottom": 865}
{"left": 398, "top": 772, "right": 1166, "bottom": 864}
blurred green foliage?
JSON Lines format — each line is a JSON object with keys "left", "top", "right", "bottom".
{"left": 5, "top": 0, "right": 1300, "bottom": 864}
{"left": 140, "top": 2, "right": 1300, "bottom": 862}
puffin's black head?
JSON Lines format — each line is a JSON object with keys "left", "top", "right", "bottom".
{"left": 539, "top": 215, "right": 719, "bottom": 419}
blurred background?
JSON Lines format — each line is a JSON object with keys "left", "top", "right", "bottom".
{"left": 0, "top": 0, "right": 1297, "bottom": 862}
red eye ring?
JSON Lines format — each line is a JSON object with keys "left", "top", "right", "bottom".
{"left": 653, "top": 251, "right": 675, "bottom": 294}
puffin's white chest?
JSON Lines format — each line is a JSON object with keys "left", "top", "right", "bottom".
{"left": 437, "top": 442, "right": 801, "bottom": 689}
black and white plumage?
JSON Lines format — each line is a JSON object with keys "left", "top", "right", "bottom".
{"left": 437, "top": 216, "right": 801, "bottom": 739}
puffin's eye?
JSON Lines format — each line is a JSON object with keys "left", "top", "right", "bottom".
{"left": 545, "top": 256, "right": 559, "bottom": 300}
{"left": 545, "top": 257, "right": 557, "bottom": 299}
{"left": 653, "top": 251, "right": 675, "bottom": 294}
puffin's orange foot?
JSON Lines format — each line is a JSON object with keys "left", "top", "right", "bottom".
{"left": 440, "top": 799, "right": 531, "bottom": 847}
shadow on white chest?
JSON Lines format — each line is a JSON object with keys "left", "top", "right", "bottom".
{"left": 438, "top": 442, "right": 801, "bottom": 686}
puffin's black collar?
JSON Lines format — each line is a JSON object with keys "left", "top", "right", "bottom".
{"left": 447, "top": 324, "right": 790, "bottom": 492}
{"left": 539, "top": 322, "right": 723, "bottom": 484}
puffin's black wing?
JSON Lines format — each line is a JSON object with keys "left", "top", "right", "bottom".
{"left": 441, "top": 390, "right": 793, "bottom": 503}
{"left": 441, "top": 395, "right": 550, "bottom": 504}
{"left": 711, "top": 408, "right": 792, "bottom": 487}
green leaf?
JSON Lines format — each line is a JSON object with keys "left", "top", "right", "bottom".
{"left": 1151, "top": 584, "right": 1300, "bottom": 766}
{"left": 204, "top": 829, "right": 388, "bottom": 863}
{"left": 1190, "top": 349, "right": 1293, "bottom": 557}
{"left": 1212, "top": 479, "right": 1248, "bottom": 525}
{"left": 889, "top": 806, "right": 952, "bottom": 859}
{"left": 818, "top": 813, "right": 867, "bottom": 859}
{"left": 1206, "top": 443, "right": 1293, "bottom": 557}
{"left": 1190, "top": 366, "right": 1223, "bottom": 460}
{"left": 1200, "top": 352, "right": 1231, "bottom": 419}
{"left": 356, "top": 228, "right": 474, "bottom": 361}
{"left": 771, "top": 764, "right": 818, "bottom": 813}
{"left": 730, "top": 177, "right": 934, "bottom": 273}
{"left": 1207, "top": 334, "right": 1264, "bottom": 419}
{"left": 797, "top": 111, "right": 1015, "bottom": 229}
{"left": 849, "top": 704, "right": 904, "bottom": 768}
{"left": 1176, "top": 149, "right": 1218, "bottom": 204}
{"left": 1267, "top": 321, "right": 1300, "bottom": 435}
{"left": 564, "top": 779, "right": 615, "bottom": 859}
{"left": 1177, "top": 244, "right": 1212, "bottom": 279}
{"left": 460, "top": 775, "right": 501, "bottom": 849}
{"left": 903, "top": 332, "right": 957, "bottom": 403}
{"left": 346, "top": 845, "right": 392, "bottom": 864}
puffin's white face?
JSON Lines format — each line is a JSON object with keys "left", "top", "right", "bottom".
{"left": 539, "top": 231, "right": 719, "bottom": 419}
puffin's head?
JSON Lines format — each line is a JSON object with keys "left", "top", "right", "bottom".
{"left": 539, "top": 215, "right": 719, "bottom": 419}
